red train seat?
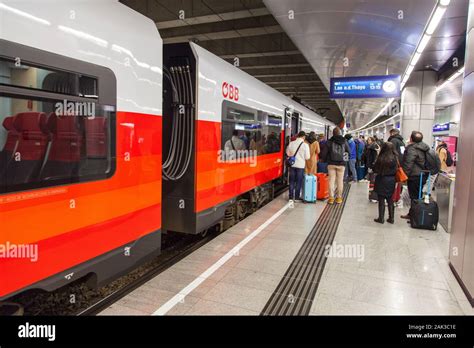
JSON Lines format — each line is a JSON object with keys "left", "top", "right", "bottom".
{"left": 85, "top": 117, "right": 107, "bottom": 158}
{"left": 5, "top": 112, "right": 50, "bottom": 185}
{"left": 40, "top": 113, "right": 83, "bottom": 180}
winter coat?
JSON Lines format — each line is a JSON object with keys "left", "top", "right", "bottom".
{"left": 374, "top": 157, "right": 397, "bottom": 197}
{"left": 436, "top": 144, "right": 448, "bottom": 172}
{"left": 324, "top": 135, "right": 350, "bottom": 166}
{"left": 388, "top": 134, "right": 405, "bottom": 162}
{"left": 347, "top": 139, "right": 356, "bottom": 160}
{"left": 305, "top": 140, "right": 320, "bottom": 175}
{"left": 356, "top": 140, "right": 365, "bottom": 161}
{"left": 402, "top": 141, "right": 430, "bottom": 178}
{"left": 362, "top": 142, "right": 379, "bottom": 169}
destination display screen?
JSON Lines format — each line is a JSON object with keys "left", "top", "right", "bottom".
{"left": 330, "top": 74, "right": 401, "bottom": 99}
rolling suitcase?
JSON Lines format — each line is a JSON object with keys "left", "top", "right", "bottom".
{"left": 409, "top": 172, "right": 439, "bottom": 230}
{"left": 303, "top": 174, "right": 317, "bottom": 203}
{"left": 368, "top": 172, "right": 378, "bottom": 201}
{"left": 316, "top": 173, "right": 329, "bottom": 200}
{"left": 356, "top": 165, "right": 366, "bottom": 181}
{"left": 392, "top": 182, "right": 402, "bottom": 203}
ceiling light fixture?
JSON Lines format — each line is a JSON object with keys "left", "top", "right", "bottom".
{"left": 353, "top": 0, "right": 451, "bottom": 133}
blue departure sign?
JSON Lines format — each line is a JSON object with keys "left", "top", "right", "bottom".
{"left": 330, "top": 75, "right": 401, "bottom": 99}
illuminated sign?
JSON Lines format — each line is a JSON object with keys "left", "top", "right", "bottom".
{"left": 330, "top": 75, "right": 401, "bottom": 99}
{"left": 433, "top": 123, "right": 450, "bottom": 132}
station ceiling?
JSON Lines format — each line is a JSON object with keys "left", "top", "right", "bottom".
{"left": 120, "top": 0, "right": 343, "bottom": 124}
{"left": 121, "top": 0, "right": 469, "bottom": 129}
{"left": 264, "top": 0, "right": 469, "bottom": 130}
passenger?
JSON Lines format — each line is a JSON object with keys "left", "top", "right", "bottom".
{"left": 317, "top": 135, "right": 328, "bottom": 173}
{"left": 224, "top": 129, "right": 246, "bottom": 160}
{"left": 286, "top": 131, "right": 310, "bottom": 202}
{"left": 305, "top": 131, "right": 320, "bottom": 175}
{"left": 250, "top": 131, "right": 264, "bottom": 155}
{"left": 344, "top": 134, "right": 358, "bottom": 183}
{"left": 373, "top": 142, "right": 398, "bottom": 224}
{"left": 388, "top": 128, "right": 405, "bottom": 162}
{"left": 400, "top": 131, "right": 430, "bottom": 220}
{"left": 240, "top": 131, "right": 251, "bottom": 150}
{"left": 361, "top": 136, "right": 380, "bottom": 181}
{"left": 356, "top": 135, "right": 365, "bottom": 164}
{"left": 265, "top": 132, "right": 280, "bottom": 154}
{"left": 436, "top": 140, "right": 450, "bottom": 172}
{"left": 373, "top": 135, "right": 384, "bottom": 147}
{"left": 323, "top": 127, "right": 350, "bottom": 205}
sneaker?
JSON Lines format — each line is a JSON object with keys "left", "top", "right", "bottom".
{"left": 328, "top": 197, "right": 335, "bottom": 205}
{"left": 335, "top": 197, "right": 343, "bottom": 204}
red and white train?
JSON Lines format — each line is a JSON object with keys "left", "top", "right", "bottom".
{"left": 0, "top": 1, "right": 333, "bottom": 301}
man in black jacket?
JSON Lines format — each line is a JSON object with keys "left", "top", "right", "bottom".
{"left": 388, "top": 128, "right": 405, "bottom": 162}
{"left": 401, "top": 131, "right": 430, "bottom": 219}
{"left": 321, "top": 127, "right": 350, "bottom": 205}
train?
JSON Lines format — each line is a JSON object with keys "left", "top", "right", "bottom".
{"left": 0, "top": 1, "right": 334, "bottom": 302}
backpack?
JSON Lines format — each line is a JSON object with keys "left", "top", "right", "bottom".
{"left": 445, "top": 149, "right": 454, "bottom": 167}
{"left": 329, "top": 141, "right": 345, "bottom": 162}
{"left": 424, "top": 149, "right": 441, "bottom": 175}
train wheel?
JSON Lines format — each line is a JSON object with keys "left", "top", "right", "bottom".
{"left": 0, "top": 302, "right": 24, "bottom": 316}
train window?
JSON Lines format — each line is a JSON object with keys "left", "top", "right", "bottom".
{"left": 221, "top": 100, "right": 282, "bottom": 161}
{"left": 0, "top": 41, "right": 116, "bottom": 195}
{"left": 0, "top": 58, "right": 98, "bottom": 98}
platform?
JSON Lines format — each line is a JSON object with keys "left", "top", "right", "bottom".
{"left": 99, "top": 183, "right": 474, "bottom": 316}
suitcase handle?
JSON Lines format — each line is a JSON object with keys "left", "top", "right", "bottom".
{"left": 419, "top": 170, "right": 432, "bottom": 200}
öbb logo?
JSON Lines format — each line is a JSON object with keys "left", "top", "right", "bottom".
{"left": 222, "top": 82, "right": 239, "bottom": 101}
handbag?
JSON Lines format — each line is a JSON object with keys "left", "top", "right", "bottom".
{"left": 395, "top": 160, "right": 408, "bottom": 183}
{"left": 286, "top": 142, "right": 303, "bottom": 167}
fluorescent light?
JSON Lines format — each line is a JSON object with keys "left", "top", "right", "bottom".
{"left": 417, "top": 34, "right": 431, "bottom": 53}
{"left": 436, "top": 66, "right": 464, "bottom": 91}
{"left": 406, "top": 65, "right": 415, "bottom": 77}
{"left": 410, "top": 52, "right": 422, "bottom": 66}
{"left": 440, "top": 0, "right": 451, "bottom": 6}
{"left": 426, "top": 6, "right": 447, "bottom": 35}
{"left": 0, "top": 3, "right": 51, "bottom": 25}
{"left": 58, "top": 25, "right": 108, "bottom": 48}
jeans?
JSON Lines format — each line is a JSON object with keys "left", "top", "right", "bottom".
{"left": 378, "top": 195, "right": 394, "bottom": 221}
{"left": 289, "top": 167, "right": 304, "bottom": 200}
{"left": 345, "top": 159, "right": 357, "bottom": 181}
{"left": 328, "top": 164, "right": 345, "bottom": 199}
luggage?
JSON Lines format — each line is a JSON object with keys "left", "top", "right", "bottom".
{"left": 316, "top": 173, "right": 329, "bottom": 200}
{"left": 409, "top": 172, "right": 439, "bottom": 230}
{"left": 317, "top": 162, "right": 328, "bottom": 174}
{"left": 303, "top": 174, "right": 317, "bottom": 203}
{"left": 356, "top": 165, "right": 366, "bottom": 181}
{"left": 392, "top": 182, "right": 402, "bottom": 203}
{"left": 368, "top": 172, "right": 378, "bottom": 201}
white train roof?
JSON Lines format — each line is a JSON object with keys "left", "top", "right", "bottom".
{"left": 0, "top": 0, "right": 162, "bottom": 115}
{"left": 190, "top": 42, "right": 334, "bottom": 128}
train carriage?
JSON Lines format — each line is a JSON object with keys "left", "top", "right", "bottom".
{"left": 0, "top": 0, "right": 332, "bottom": 302}
{"left": 0, "top": 1, "right": 163, "bottom": 300}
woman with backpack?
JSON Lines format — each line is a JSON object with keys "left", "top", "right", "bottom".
{"left": 436, "top": 140, "right": 453, "bottom": 172}
{"left": 373, "top": 142, "right": 398, "bottom": 224}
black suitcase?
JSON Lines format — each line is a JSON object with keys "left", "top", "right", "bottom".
{"left": 409, "top": 172, "right": 438, "bottom": 230}
{"left": 368, "top": 172, "right": 378, "bottom": 201}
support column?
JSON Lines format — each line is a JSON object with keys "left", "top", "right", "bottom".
{"left": 449, "top": 0, "right": 474, "bottom": 306}
{"left": 400, "top": 70, "right": 437, "bottom": 143}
